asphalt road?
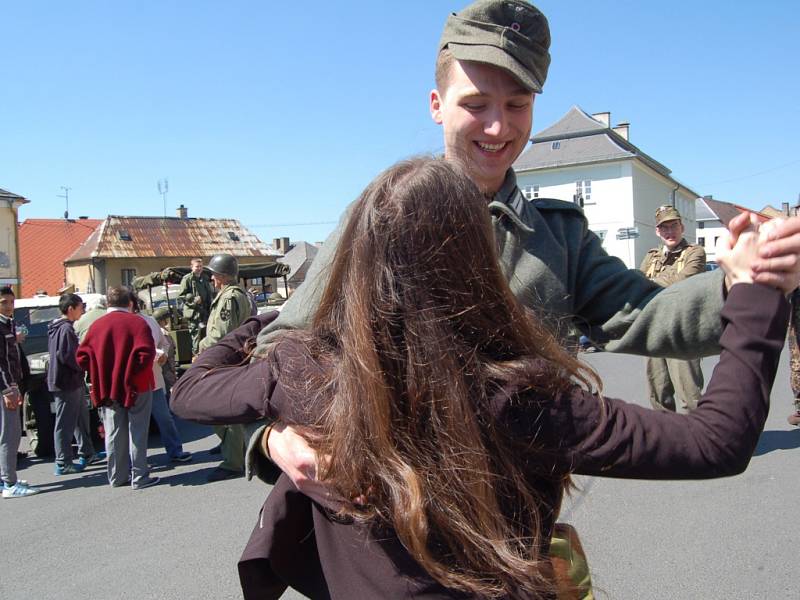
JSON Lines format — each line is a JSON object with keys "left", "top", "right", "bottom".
{"left": 2, "top": 348, "right": 798, "bottom": 600}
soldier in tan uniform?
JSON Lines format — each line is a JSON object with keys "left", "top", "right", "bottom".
{"left": 640, "top": 206, "right": 707, "bottom": 412}
{"left": 199, "top": 253, "right": 251, "bottom": 482}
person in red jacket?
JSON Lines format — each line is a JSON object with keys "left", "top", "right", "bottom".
{"left": 77, "top": 286, "right": 158, "bottom": 490}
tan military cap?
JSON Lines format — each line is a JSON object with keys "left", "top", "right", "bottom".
{"left": 655, "top": 205, "right": 682, "bottom": 226}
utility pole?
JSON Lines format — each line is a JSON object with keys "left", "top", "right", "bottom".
{"left": 157, "top": 179, "right": 169, "bottom": 217}
{"left": 57, "top": 186, "right": 71, "bottom": 219}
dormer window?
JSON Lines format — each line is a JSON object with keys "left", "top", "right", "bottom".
{"left": 227, "top": 231, "right": 240, "bottom": 242}
{"left": 118, "top": 230, "right": 132, "bottom": 241}
{"left": 551, "top": 141, "right": 561, "bottom": 150}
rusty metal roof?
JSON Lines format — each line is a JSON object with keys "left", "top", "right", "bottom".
{"left": 65, "top": 216, "right": 278, "bottom": 262}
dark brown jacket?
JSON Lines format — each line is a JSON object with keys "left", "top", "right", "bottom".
{"left": 172, "top": 285, "right": 788, "bottom": 599}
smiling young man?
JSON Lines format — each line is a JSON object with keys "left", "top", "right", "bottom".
{"left": 640, "top": 206, "right": 707, "bottom": 413}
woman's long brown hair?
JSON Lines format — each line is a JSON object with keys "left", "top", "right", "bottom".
{"left": 276, "top": 157, "right": 598, "bottom": 598}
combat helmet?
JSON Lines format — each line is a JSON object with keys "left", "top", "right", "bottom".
{"left": 207, "top": 253, "right": 239, "bottom": 279}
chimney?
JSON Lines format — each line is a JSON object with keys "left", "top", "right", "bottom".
{"left": 78, "top": 215, "right": 89, "bottom": 220}
{"left": 703, "top": 195, "right": 713, "bottom": 200}
{"left": 176, "top": 204, "right": 188, "bottom": 219}
{"left": 592, "top": 112, "right": 610, "bottom": 127}
{"left": 612, "top": 122, "right": 630, "bottom": 141}
{"left": 783, "top": 202, "right": 790, "bottom": 216}
{"left": 281, "top": 237, "right": 290, "bottom": 254}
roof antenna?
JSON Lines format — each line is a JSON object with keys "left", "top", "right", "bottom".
{"left": 157, "top": 178, "right": 169, "bottom": 217}
{"left": 57, "top": 186, "right": 71, "bottom": 219}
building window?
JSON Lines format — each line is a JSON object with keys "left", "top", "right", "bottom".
{"left": 698, "top": 221, "right": 704, "bottom": 229}
{"left": 521, "top": 184, "right": 539, "bottom": 200}
{"left": 698, "top": 237, "right": 706, "bottom": 247}
{"left": 576, "top": 180, "right": 593, "bottom": 205}
{"left": 714, "top": 236, "right": 720, "bottom": 246}
{"left": 592, "top": 229, "right": 607, "bottom": 242}
{"left": 551, "top": 141, "right": 561, "bottom": 150}
{"left": 121, "top": 269, "right": 136, "bottom": 287}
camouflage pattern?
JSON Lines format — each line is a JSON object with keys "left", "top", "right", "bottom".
{"left": 549, "top": 523, "right": 594, "bottom": 600}
{"left": 789, "top": 290, "right": 800, "bottom": 410}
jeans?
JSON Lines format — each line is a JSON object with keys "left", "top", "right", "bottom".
{"left": 102, "top": 391, "right": 153, "bottom": 487}
{"left": 150, "top": 388, "right": 184, "bottom": 459}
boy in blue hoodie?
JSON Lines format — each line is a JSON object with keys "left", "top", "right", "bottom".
{"left": 48, "top": 293, "right": 93, "bottom": 475}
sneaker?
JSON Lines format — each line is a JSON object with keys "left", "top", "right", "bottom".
{"left": 55, "top": 462, "right": 86, "bottom": 475}
{"left": 77, "top": 452, "right": 107, "bottom": 468}
{"left": 170, "top": 451, "right": 192, "bottom": 463}
{"left": 132, "top": 476, "right": 160, "bottom": 491}
{"left": 2, "top": 482, "right": 40, "bottom": 498}
{"left": 788, "top": 410, "right": 800, "bottom": 426}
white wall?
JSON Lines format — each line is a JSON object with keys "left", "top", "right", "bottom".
{"left": 516, "top": 159, "right": 699, "bottom": 269}
{"left": 696, "top": 220, "right": 725, "bottom": 262}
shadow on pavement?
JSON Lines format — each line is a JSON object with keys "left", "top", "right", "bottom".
{"left": 32, "top": 468, "right": 110, "bottom": 493}
{"left": 753, "top": 429, "right": 800, "bottom": 456}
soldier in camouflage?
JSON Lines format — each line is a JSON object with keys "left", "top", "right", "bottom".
{"left": 199, "top": 253, "right": 251, "bottom": 481}
{"left": 177, "top": 258, "right": 214, "bottom": 355}
{"left": 640, "top": 206, "right": 707, "bottom": 412}
{"left": 787, "top": 290, "right": 800, "bottom": 425}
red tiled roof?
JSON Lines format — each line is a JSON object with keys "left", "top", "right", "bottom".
{"left": 19, "top": 218, "right": 101, "bottom": 297}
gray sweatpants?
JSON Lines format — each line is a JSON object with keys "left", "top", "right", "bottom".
{"left": 102, "top": 391, "right": 153, "bottom": 487}
{"left": 53, "top": 387, "right": 93, "bottom": 465}
{"left": 0, "top": 399, "right": 21, "bottom": 486}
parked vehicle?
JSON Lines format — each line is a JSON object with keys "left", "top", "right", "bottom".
{"left": 14, "top": 293, "right": 105, "bottom": 457}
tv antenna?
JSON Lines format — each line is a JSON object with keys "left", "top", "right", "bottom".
{"left": 57, "top": 186, "right": 71, "bottom": 219}
{"left": 157, "top": 178, "right": 169, "bottom": 216}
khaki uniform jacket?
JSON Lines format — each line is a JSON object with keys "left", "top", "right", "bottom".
{"left": 198, "top": 283, "right": 250, "bottom": 353}
{"left": 177, "top": 273, "right": 214, "bottom": 322}
{"left": 640, "top": 239, "right": 706, "bottom": 288}
{"left": 255, "top": 169, "right": 725, "bottom": 359}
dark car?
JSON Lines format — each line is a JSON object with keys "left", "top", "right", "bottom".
{"left": 14, "top": 294, "right": 104, "bottom": 457}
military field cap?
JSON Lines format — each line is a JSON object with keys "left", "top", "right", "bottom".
{"left": 439, "top": 0, "right": 551, "bottom": 93}
{"left": 655, "top": 205, "right": 682, "bottom": 226}
{"left": 152, "top": 307, "right": 170, "bottom": 321}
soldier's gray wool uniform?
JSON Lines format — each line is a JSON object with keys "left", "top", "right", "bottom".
{"left": 243, "top": 169, "right": 727, "bottom": 481}
{"left": 177, "top": 271, "right": 214, "bottom": 354}
{"left": 640, "top": 237, "right": 707, "bottom": 412}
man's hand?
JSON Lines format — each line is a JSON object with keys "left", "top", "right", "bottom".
{"left": 193, "top": 295, "right": 203, "bottom": 306}
{"left": 716, "top": 230, "right": 758, "bottom": 287}
{"left": 264, "top": 423, "right": 343, "bottom": 509}
{"left": 3, "top": 387, "right": 21, "bottom": 410}
{"left": 751, "top": 217, "right": 800, "bottom": 293}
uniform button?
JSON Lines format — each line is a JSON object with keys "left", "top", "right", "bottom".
{"left": 511, "top": 22, "right": 520, "bottom": 31}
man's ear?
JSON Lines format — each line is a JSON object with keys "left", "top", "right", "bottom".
{"left": 430, "top": 89, "right": 444, "bottom": 124}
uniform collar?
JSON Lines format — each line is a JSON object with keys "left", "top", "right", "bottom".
{"left": 486, "top": 170, "right": 535, "bottom": 233}
{"left": 662, "top": 238, "right": 689, "bottom": 255}
{"left": 0, "top": 314, "right": 11, "bottom": 325}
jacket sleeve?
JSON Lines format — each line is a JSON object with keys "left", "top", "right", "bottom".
{"left": 0, "top": 328, "right": 15, "bottom": 391}
{"left": 57, "top": 327, "right": 83, "bottom": 374}
{"left": 652, "top": 245, "right": 706, "bottom": 287}
{"left": 543, "top": 284, "right": 787, "bottom": 479}
{"left": 171, "top": 311, "right": 281, "bottom": 425}
{"left": 256, "top": 205, "right": 351, "bottom": 346}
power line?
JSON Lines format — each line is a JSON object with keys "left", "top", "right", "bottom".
{"left": 697, "top": 158, "right": 800, "bottom": 187}
{"left": 247, "top": 220, "right": 338, "bottom": 228}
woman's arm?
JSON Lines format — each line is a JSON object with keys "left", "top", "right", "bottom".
{"left": 170, "top": 311, "right": 280, "bottom": 425}
{"left": 555, "top": 283, "right": 788, "bottom": 479}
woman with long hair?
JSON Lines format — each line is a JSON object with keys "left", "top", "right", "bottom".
{"left": 173, "top": 157, "right": 787, "bottom": 599}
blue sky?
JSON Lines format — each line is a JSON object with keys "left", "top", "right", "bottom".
{"left": 2, "top": 1, "right": 798, "bottom": 245}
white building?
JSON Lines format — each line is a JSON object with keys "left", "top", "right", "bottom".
{"left": 696, "top": 196, "right": 770, "bottom": 263}
{"left": 514, "top": 107, "right": 700, "bottom": 268}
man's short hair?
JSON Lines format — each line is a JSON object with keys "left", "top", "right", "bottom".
{"left": 0, "top": 286, "right": 14, "bottom": 297}
{"left": 59, "top": 293, "right": 83, "bottom": 315}
{"left": 190, "top": 258, "right": 203, "bottom": 265}
{"left": 106, "top": 286, "right": 132, "bottom": 308}
{"left": 435, "top": 47, "right": 456, "bottom": 93}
